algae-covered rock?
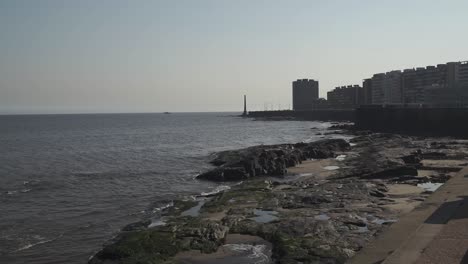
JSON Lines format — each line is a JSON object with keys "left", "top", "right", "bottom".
{"left": 89, "top": 218, "right": 228, "bottom": 264}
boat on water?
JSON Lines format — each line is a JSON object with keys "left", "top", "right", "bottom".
{"left": 163, "top": 112, "right": 171, "bottom": 114}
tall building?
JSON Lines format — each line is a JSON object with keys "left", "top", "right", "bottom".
{"left": 447, "top": 61, "right": 468, "bottom": 88}
{"left": 365, "top": 60, "right": 468, "bottom": 106}
{"left": 362, "top": 78, "right": 373, "bottom": 104}
{"left": 327, "top": 85, "right": 363, "bottom": 109}
{"left": 370, "top": 71, "right": 402, "bottom": 104}
{"left": 292, "top": 79, "right": 319, "bottom": 110}
{"left": 401, "top": 65, "right": 447, "bottom": 104}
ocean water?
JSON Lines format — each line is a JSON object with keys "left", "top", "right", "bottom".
{"left": 0, "top": 112, "right": 339, "bottom": 263}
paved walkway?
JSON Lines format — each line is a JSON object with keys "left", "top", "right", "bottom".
{"left": 348, "top": 167, "right": 468, "bottom": 264}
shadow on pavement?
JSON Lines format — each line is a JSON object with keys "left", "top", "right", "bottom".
{"left": 424, "top": 196, "right": 468, "bottom": 224}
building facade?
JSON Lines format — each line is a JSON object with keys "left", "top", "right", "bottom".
{"left": 365, "top": 60, "right": 468, "bottom": 106}
{"left": 292, "top": 79, "right": 319, "bottom": 110}
{"left": 327, "top": 85, "right": 364, "bottom": 109}
{"left": 401, "top": 64, "right": 448, "bottom": 104}
{"left": 362, "top": 78, "right": 373, "bottom": 105}
{"left": 370, "top": 71, "right": 402, "bottom": 104}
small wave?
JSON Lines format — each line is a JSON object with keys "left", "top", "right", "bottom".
{"left": 200, "top": 185, "right": 230, "bottom": 197}
{"left": 15, "top": 234, "right": 62, "bottom": 252}
{"left": 182, "top": 195, "right": 197, "bottom": 201}
{"left": 5, "top": 188, "right": 32, "bottom": 195}
{"left": 148, "top": 219, "right": 166, "bottom": 228}
{"left": 151, "top": 202, "right": 174, "bottom": 213}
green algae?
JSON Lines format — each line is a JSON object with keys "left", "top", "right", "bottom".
{"left": 91, "top": 217, "right": 228, "bottom": 264}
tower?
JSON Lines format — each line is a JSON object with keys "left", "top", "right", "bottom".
{"left": 242, "top": 95, "right": 247, "bottom": 117}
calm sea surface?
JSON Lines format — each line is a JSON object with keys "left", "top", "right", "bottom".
{"left": 0, "top": 113, "right": 338, "bottom": 263}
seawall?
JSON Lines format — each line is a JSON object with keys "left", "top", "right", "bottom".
{"left": 355, "top": 106, "right": 468, "bottom": 137}
{"left": 248, "top": 109, "right": 355, "bottom": 122}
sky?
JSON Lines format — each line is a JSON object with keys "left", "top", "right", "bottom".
{"left": 1, "top": 0, "right": 468, "bottom": 114}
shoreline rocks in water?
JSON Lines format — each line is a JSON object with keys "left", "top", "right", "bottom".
{"left": 89, "top": 133, "right": 468, "bottom": 264}
{"left": 197, "top": 139, "right": 351, "bottom": 181}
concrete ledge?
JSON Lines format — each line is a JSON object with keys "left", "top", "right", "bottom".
{"left": 347, "top": 167, "right": 468, "bottom": 264}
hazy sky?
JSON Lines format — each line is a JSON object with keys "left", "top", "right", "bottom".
{"left": 1, "top": 0, "right": 468, "bottom": 114}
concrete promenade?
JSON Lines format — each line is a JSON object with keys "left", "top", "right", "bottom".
{"left": 348, "top": 166, "right": 468, "bottom": 264}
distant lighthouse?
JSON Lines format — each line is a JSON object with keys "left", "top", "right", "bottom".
{"left": 242, "top": 95, "right": 247, "bottom": 117}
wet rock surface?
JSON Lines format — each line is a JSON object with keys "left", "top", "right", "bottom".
{"left": 89, "top": 133, "right": 468, "bottom": 264}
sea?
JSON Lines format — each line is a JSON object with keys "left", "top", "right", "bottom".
{"left": 0, "top": 112, "right": 341, "bottom": 263}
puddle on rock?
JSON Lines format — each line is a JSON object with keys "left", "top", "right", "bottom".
{"left": 314, "top": 214, "right": 330, "bottom": 221}
{"left": 175, "top": 234, "right": 272, "bottom": 264}
{"left": 356, "top": 225, "right": 369, "bottom": 233}
{"left": 371, "top": 218, "right": 397, "bottom": 225}
{"left": 181, "top": 200, "right": 206, "bottom": 217}
{"left": 250, "top": 209, "right": 279, "bottom": 223}
{"left": 417, "top": 182, "right": 443, "bottom": 192}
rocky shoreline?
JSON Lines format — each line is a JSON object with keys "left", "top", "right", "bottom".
{"left": 89, "top": 130, "right": 468, "bottom": 264}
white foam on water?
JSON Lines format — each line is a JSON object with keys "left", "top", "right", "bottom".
{"left": 335, "top": 155, "right": 346, "bottom": 161}
{"left": 148, "top": 219, "right": 166, "bottom": 228}
{"left": 233, "top": 181, "right": 244, "bottom": 186}
{"left": 200, "top": 185, "right": 231, "bottom": 197}
{"left": 417, "top": 182, "right": 443, "bottom": 192}
{"left": 15, "top": 234, "right": 62, "bottom": 252}
{"left": 223, "top": 243, "right": 271, "bottom": 264}
{"left": 151, "top": 202, "right": 174, "bottom": 213}
{"left": 324, "top": 166, "right": 340, "bottom": 171}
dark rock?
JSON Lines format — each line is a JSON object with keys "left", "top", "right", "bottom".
{"left": 421, "top": 152, "right": 447, "bottom": 159}
{"left": 369, "top": 190, "right": 386, "bottom": 198}
{"left": 363, "top": 166, "right": 418, "bottom": 179}
{"left": 121, "top": 220, "right": 151, "bottom": 232}
{"left": 344, "top": 220, "right": 367, "bottom": 227}
{"left": 429, "top": 174, "right": 451, "bottom": 183}
{"left": 197, "top": 139, "right": 350, "bottom": 181}
{"left": 401, "top": 153, "right": 422, "bottom": 165}
{"left": 302, "top": 195, "right": 333, "bottom": 205}
{"left": 197, "top": 167, "right": 250, "bottom": 182}
{"left": 329, "top": 124, "right": 355, "bottom": 130}
{"left": 223, "top": 167, "right": 249, "bottom": 180}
